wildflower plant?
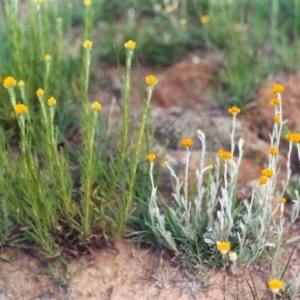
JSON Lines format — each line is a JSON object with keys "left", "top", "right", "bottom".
{"left": 132, "top": 84, "right": 300, "bottom": 287}
{"left": 0, "top": 0, "right": 155, "bottom": 260}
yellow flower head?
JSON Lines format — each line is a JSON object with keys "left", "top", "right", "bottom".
{"left": 18, "top": 80, "right": 25, "bottom": 86}
{"left": 34, "top": 0, "right": 43, "bottom": 3}
{"left": 44, "top": 54, "right": 52, "bottom": 60}
{"left": 270, "top": 98, "right": 280, "bottom": 106}
{"left": 228, "top": 251, "right": 237, "bottom": 262}
{"left": 274, "top": 115, "right": 281, "bottom": 123}
{"left": 268, "top": 279, "right": 283, "bottom": 294}
{"left": 258, "top": 176, "right": 268, "bottom": 185}
{"left": 124, "top": 40, "right": 136, "bottom": 50}
{"left": 286, "top": 132, "right": 300, "bottom": 143}
{"left": 217, "top": 241, "right": 230, "bottom": 255}
{"left": 145, "top": 75, "right": 158, "bottom": 86}
{"left": 269, "top": 147, "right": 279, "bottom": 155}
{"left": 146, "top": 154, "right": 156, "bottom": 163}
{"left": 14, "top": 103, "right": 28, "bottom": 115}
{"left": 165, "top": 4, "right": 176, "bottom": 13}
{"left": 47, "top": 97, "right": 57, "bottom": 106}
{"left": 280, "top": 197, "right": 286, "bottom": 204}
{"left": 3, "top": 76, "right": 17, "bottom": 89}
{"left": 83, "top": 0, "right": 91, "bottom": 5}
{"left": 228, "top": 106, "right": 241, "bottom": 115}
{"left": 179, "top": 18, "right": 187, "bottom": 26}
{"left": 272, "top": 84, "right": 284, "bottom": 94}
{"left": 261, "top": 168, "right": 273, "bottom": 178}
{"left": 163, "top": 160, "right": 169, "bottom": 166}
{"left": 36, "top": 88, "right": 44, "bottom": 96}
{"left": 201, "top": 15, "right": 210, "bottom": 24}
{"left": 83, "top": 39, "right": 93, "bottom": 49}
{"left": 181, "top": 138, "right": 194, "bottom": 148}
{"left": 218, "top": 150, "right": 232, "bottom": 160}
{"left": 91, "top": 101, "right": 102, "bottom": 111}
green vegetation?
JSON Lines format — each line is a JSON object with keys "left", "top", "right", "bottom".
{"left": 0, "top": 0, "right": 300, "bottom": 298}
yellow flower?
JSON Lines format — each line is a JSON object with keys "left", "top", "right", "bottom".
{"left": 181, "top": 138, "right": 194, "bottom": 148}
{"left": 179, "top": 18, "right": 187, "bottom": 26}
{"left": 18, "top": 80, "right": 25, "bottom": 86}
{"left": 217, "top": 241, "right": 230, "bottom": 255}
{"left": 280, "top": 197, "right": 286, "bottom": 204}
{"left": 274, "top": 115, "right": 281, "bottom": 123}
{"left": 83, "top": 39, "right": 93, "bottom": 49}
{"left": 83, "top": 0, "right": 91, "bottom": 5}
{"left": 270, "top": 98, "right": 280, "bottom": 106}
{"left": 91, "top": 101, "right": 102, "bottom": 111}
{"left": 208, "top": 164, "right": 213, "bottom": 170}
{"left": 286, "top": 132, "right": 300, "bottom": 143}
{"left": 261, "top": 168, "right": 273, "bottom": 178}
{"left": 272, "top": 84, "right": 284, "bottom": 94}
{"left": 145, "top": 75, "right": 157, "bottom": 86}
{"left": 36, "top": 88, "right": 44, "bottom": 96}
{"left": 165, "top": 4, "right": 176, "bottom": 13}
{"left": 269, "top": 147, "right": 279, "bottom": 155}
{"left": 218, "top": 150, "right": 232, "bottom": 160}
{"left": 34, "top": 0, "right": 43, "bottom": 3}
{"left": 258, "top": 176, "right": 268, "bottom": 185}
{"left": 146, "top": 154, "right": 156, "bottom": 163}
{"left": 228, "top": 106, "right": 241, "bottom": 115}
{"left": 163, "top": 160, "right": 169, "bottom": 166}
{"left": 268, "top": 279, "right": 283, "bottom": 294}
{"left": 124, "top": 40, "right": 136, "bottom": 50}
{"left": 228, "top": 251, "right": 237, "bottom": 262}
{"left": 201, "top": 15, "right": 210, "bottom": 24}
{"left": 44, "top": 54, "right": 52, "bottom": 60}
{"left": 14, "top": 103, "right": 28, "bottom": 115}
{"left": 47, "top": 97, "right": 57, "bottom": 106}
{"left": 3, "top": 76, "right": 17, "bottom": 88}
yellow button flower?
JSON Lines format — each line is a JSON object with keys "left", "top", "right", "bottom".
{"left": 145, "top": 75, "right": 157, "bottom": 86}
{"left": 272, "top": 84, "right": 284, "bottom": 94}
{"left": 201, "top": 15, "right": 210, "bottom": 24}
{"left": 274, "top": 115, "right": 281, "bottom": 123}
{"left": 286, "top": 132, "right": 300, "bottom": 143}
{"left": 14, "top": 103, "right": 28, "bottom": 115}
{"left": 44, "top": 54, "right": 52, "bottom": 60}
{"left": 181, "top": 138, "right": 194, "bottom": 148}
{"left": 269, "top": 147, "right": 279, "bottom": 155}
{"left": 47, "top": 97, "right": 57, "bottom": 106}
{"left": 280, "top": 197, "right": 286, "bottom": 204}
{"left": 228, "top": 251, "right": 237, "bottom": 262}
{"left": 91, "top": 101, "right": 102, "bottom": 111}
{"left": 218, "top": 150, "right": 232, "bottom": 160}
{"left": 18, "top": 80, "right": 25, "bottom": 86}
{"left": 261, "top": 168, "right": 273, "bottom": 178}
{"left": 3, "top": 76, "right": 17, "bottom": 88}
{"left": 83, "top": 39, "right": 93, "bottom": 49}
{"left": 124, "top": 40, "right": 136, "bottom": 50}
{"left": 36, "top": 88, "right": 44, "bottom": 96}
{"left": 217, "top": 241, "right": 230, "bottom": 255}
{"left": 146, "top": 154, "right": 156, "bottom": 163}
{"left": 179, "top": 18, "right": 187, "bottom": 26}
{"left": 228, "top": 106, "right": 241, "bottom": 115}
{"left": 270, "top": 98, "right": 280, "bottom": 106}
{"left": 258, "top": 176, "right": 268, "bottom": 185}
{"left": 83, "top": 0, "right": 91, "bottom": 5}
{"left": 268, "top": 279, "right": 283, "bottom": 294}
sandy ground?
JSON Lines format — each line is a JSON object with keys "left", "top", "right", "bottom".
{"left": 0, "top": 236, "right": 299, "bottom": 300}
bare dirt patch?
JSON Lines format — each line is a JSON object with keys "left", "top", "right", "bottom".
{"left": 1, "top": 236, "right": 299, "bottom": 299}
